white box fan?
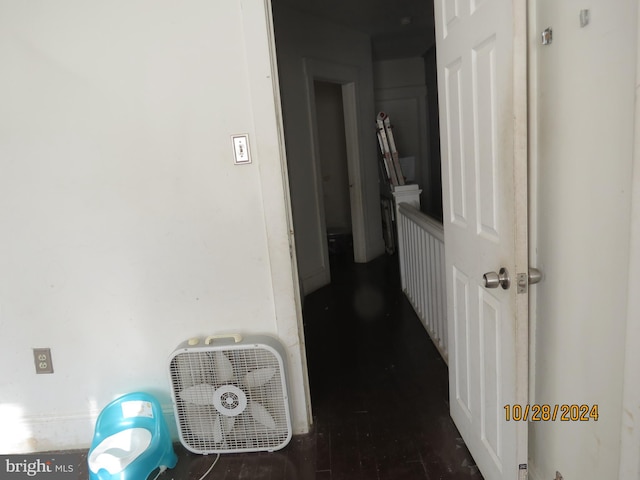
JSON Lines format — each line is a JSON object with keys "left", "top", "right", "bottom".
{"left": 168, "top": 334, "right": 292, "bottom": 454}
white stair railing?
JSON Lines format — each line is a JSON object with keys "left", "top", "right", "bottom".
{"left": 393, "top": 188, "right": 448, "bottom": 363}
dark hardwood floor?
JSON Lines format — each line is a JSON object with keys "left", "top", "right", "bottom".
{"left": 295, "top": 251, "right": 481, "bottom": 480}
{"left": 73, "top": 251, "right": 481, "bottom": 479}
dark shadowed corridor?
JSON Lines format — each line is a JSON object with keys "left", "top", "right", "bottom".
{"left": 299, "top": 252, "right": 480, "bottom": 479}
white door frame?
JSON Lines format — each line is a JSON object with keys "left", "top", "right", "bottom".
{"left": 303, "top": 58, "right": 368, "bottom": 266}
{"left": 619, "top": 202, "right": 640, "bottom": 477}
{"left": 242, "top": 0, "right": 311, "bottom": 433}
{"left": 619, "top": 37, "right": 640, "bottom": 475}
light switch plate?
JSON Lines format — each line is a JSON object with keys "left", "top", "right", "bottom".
{"left": 232, "top": 134, "right": 251, "bottom": 165}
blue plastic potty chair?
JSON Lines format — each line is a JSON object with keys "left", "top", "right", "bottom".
{"left": 88, "top": 392, "right": 177, "bottom": 480}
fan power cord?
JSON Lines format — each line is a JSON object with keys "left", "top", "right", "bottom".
{"left": 155, "top": 453, "right": 220, "bottom": 480}
{"left": 151, "top": 466, "right": 167, "bottom": 480}
{"left": 197, "top": 453, "right": 221, "bottom": 480}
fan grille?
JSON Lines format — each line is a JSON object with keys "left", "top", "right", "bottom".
{"left": 169, "top": 344, "right": 290, "bottom": 454}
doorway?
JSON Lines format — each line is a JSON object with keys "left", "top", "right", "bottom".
{"left": 299, "top": 56, "right": 371, "bottom": 294}
{"left": 313, "top": 80, "right": 354, "bottom": 264}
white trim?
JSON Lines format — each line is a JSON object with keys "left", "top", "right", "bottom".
{"left": 302, "top": 265, "right": 333, "bottom": 294}
{"left": 301, "top": 62, "right": 331, "bottom": 288}
{"left": 342, "top": 82, "right": 368, "bottom": 263}
{"left": 241, "top": 0, "right": 311, "bottom": 434}
{"left": 526, "top": 0, "right": 540, "bottom": 411}
{"left": 1, "top": 411, "right": 97, "bottom": 453}
{"left": 618, "top": 6, "right": 640, "bottom": 475}
{"left": 1, "top": 405, "right": 179, "bottom": 454}
{"left": 512, "top": 0, "right": 531, "bottom": 473}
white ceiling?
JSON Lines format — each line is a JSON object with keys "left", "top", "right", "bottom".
{"left": 273, "top": 0, "right": 436, "bottom": 60}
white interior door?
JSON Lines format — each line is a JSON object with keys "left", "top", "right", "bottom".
{"left": 434, "top": 1, "right": 529, "bottom": 479}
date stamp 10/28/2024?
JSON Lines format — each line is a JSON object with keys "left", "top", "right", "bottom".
{"left": 504, "top": 404, "right": 599, "bottom": 422}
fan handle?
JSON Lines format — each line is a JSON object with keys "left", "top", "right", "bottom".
{"left": 205, "top": 334, "right": 243, "bottom": 345}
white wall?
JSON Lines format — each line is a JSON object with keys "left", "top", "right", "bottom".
{"left": 374, "top": 58, "right": 427, "bottom": 90}
{"left": 529, "top": 1, "right": 638, "bottom": 478}
{"left": 373, "top": 58, "right": 429, "bottom": 202}
{"left": 0, "top": 0, "right": 310, "bottom": 452}
{"left": 273, "top": 4, "right": 385, "bottom": 292}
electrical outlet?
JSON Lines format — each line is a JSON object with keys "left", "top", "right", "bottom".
{"left": 33, "top": 348, "right": 54, "bottom": 374}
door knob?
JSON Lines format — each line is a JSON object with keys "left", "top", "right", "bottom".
{"left": 528, "top": 268, "right": 542, "bottom": 285}
{"left": 483, "top": 267, "right": 510, "bottom": 289}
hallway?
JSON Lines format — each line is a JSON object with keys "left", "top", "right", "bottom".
{"left": 300, "top": 251, "right": 481, "bottom": 479}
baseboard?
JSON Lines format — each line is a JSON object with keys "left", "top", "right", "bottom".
{"left": 300, "top": 267, "right": 331, "bottom": 296}
{"left": 0, "top": 411, "right": 97, "bottom": 454}
{"left": 1, "top": 405, "right": 177, "bottom": 454}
